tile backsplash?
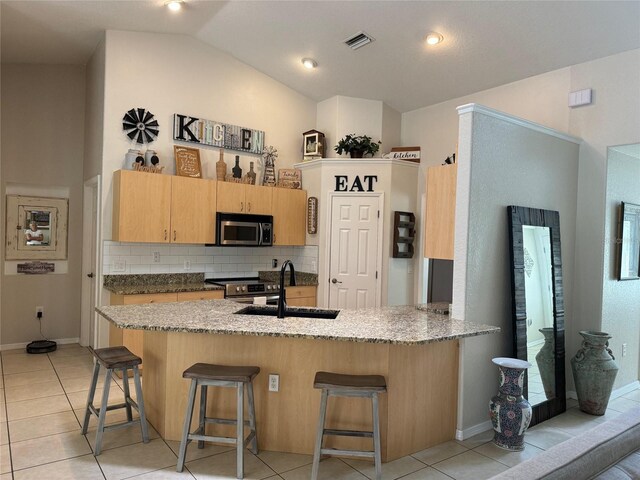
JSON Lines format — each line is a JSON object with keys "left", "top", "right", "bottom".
{"left": 102, "top": 241, "right": 318, "bottom": 277}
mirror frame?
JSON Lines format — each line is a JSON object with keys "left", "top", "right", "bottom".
{"left": 508, "top": 205, "right": 566, "bottom": 427}
{"left": 5, "top": 195, "right": 69, "bottom": 260}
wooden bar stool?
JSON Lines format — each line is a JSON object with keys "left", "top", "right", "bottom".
{"left": 176, "top": 363, "right": 260, "bottom": 479}
{"left": 311, "top": 371, "right": 387, "bottom": 480}
{"left": 81, "top": 346, "right": 149, "bottom": 455}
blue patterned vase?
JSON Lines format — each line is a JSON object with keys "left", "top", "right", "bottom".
{"left": 489, "top": 357, "right": 532, "bottom": 451}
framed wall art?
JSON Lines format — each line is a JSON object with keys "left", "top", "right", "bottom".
{"left": 174, "top": 145, "right": 202, "bottom": 178}
{"left": 617, "top": 201, "right": 640, "bottom": 280}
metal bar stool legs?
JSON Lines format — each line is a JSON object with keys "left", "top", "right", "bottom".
{"left": 81, "top": 347, "right": 149, "bottom": 456}
{"left": 311, "top": 371, "right": 387, "bottom": 480}
{"left": 176, "top": 363, "right": 260, "bottom": 480}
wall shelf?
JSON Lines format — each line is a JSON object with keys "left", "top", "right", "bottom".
{"left": 393, "top": 211, "right": 415, "bottom": 258}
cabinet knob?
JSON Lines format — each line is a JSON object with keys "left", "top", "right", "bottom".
{"left": 173, "top": 230, "right": 177, "bottom": 241}
{"left": 240, "top": 202, "right": 244, "bottom": 212}
{"left": 164, "top": 229, "right": 168, "bottom": 240}
{"left": 149, "top": 300, "right": 155, "bottom": 303}
{"left": 248, "top": 202, "right": 251, "bottom": 212}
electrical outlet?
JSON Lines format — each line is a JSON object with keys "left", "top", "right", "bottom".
{"left": 407, "top": 263, "right": 414, "bottom": 274}
{"left": 36, "top": 306, "right": 44, "bottom": 317}
{"left": 112, "top": 260, "right": 126, "bottom": 272}
{"left": 272, "top": 259, "right": 278, "bottom": 268}
{"left": 268, "top": 374, "right": 279, "bottom": 392}
{"left": 622, "top": 343, "right": 627, "bottom": 357}
{"left": 153, "top": 251, "right": 160, "bottom": 263}
{"left": 184, "top": 260, "right": 191, "bottom": 270}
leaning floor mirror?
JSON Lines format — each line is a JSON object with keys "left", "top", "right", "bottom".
{"left": 508, "top": 206, "right": 566, "bottom": 427}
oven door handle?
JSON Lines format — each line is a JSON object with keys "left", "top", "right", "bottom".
{"left": 230, "top": 295, "right": 280, "bottom": 304}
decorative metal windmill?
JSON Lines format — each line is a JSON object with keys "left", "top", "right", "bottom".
{"left": 122, "top": 108, "right": 159, "bottom": 144}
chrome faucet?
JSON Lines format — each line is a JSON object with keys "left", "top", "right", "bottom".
{"left": 277, "top": 260, "right": 297, "bottom": 318}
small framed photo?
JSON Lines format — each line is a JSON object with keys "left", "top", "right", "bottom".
{"left": 174, "top": 145, "right": 202, "bottom": 178}
{"left": 617, "top": 201, "right": 640, "bottom": 280}
{"left": 303, "top": 129, "right": 325, "bottom": 160}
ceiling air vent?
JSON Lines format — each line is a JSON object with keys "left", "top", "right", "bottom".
{"left": 344, "top": 31, "right": 375, "bottom": 50}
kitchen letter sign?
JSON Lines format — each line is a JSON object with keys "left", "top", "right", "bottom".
{"left": 334, "top": 175, "right": 378, "bottom": 192}
{"left": 173, "top": 114, "right": 264, "bottom": 154}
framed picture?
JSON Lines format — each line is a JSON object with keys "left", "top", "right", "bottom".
{"left": 617, "top": 201, "right": 640, "bottom": 280}
{"left": 277, "top": 168, "right": 302, "bottom": 189}
{"left": 174, "top": 145, "right": 202, "bottom": 178}
{"left": 303, "top": 129, "right": 325, "bottom": 160}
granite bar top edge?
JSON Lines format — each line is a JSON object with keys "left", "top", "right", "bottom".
{"left": 96, "top": 301, "right": 500, "bottom": 346}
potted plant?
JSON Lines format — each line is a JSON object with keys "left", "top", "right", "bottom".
{"left": 334, "top": 134, "right": 381, "bottom": 158}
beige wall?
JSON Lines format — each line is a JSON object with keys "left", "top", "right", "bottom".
{"left": 1, "top": 64, "right": 86, "bottom": 345}
{"left": 83, "top": 36, "right": 106, "bottom": 181}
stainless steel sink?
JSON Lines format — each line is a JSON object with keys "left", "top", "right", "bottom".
{"left": 235, "top": 305, "right": 340, "bottom": 319}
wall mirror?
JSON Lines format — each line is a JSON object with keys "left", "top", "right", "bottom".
{"left": 5, "top": 195, "right": 68, "bottom": 260}
{"left": 508, "top": 206, "right": 566, "bottom": 427}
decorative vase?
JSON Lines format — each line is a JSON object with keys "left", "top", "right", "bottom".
{"left": 232, "top": 155, "right": 243, "bottom": 179}
{"left": 216, "top": 148, "right": 227, "bottom": 181}
{"left": 145, "top": 150, "right": 159, "bottom": 167}
{"left": 125, "top": 149, "right": 144, "bottom": 169}
{"left": 571, "top": 331, "right": 619, "bottom": 415}
{"left": 489, "top": 357, "right": 532, "bottom": 451}
{"left": 536, "top": 327, "right": 556, "bottom": 400}
{"left": 245, "top": 161, "right": 256, "bottom": 185}
{"left": 350, "top": 150, "right": 365, "bottom": 158}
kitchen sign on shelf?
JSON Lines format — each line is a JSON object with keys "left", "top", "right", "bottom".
{"left": 334, "top": 175, "right": 378, "bottom": 192}
{"left": 173, "top": 114, "right": 265, "bottom": 154}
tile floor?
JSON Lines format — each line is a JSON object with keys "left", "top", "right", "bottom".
{"left": 1, "top": 344, "right": 639, "bottom": 479}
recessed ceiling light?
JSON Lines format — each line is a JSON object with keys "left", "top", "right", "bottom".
{"left": 425, "top": 33, "right": 444, "bottom": 46}
{"left": 165, "top": 0, "right": 183, "bottom": 12}
{"left": 302, "top": 58, "right": 318, "bottom": 69}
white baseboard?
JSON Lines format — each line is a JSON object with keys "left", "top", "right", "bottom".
{"left": 456, "top": 420, "right": 492, "bottom": 441}
{"left": 567, "top": 380, "right": 640, "bottom": 402}
{"left": 0, "top": 337, "right": 80, "bottom": 351}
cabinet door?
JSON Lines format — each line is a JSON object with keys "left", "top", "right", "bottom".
{"left": 424, "top": 164, "right": 457, "bottom": 260}
{"left": 216, "top": 182, "right": 246, "bottom": 213}
{"left": 285, "top": 286, "right": 317, "bottom": 307}
{"left": 171, "top": 177, "right": 217, "bottom": 244}
{"left": 177, "top": 290, "right": 224, "bottom": 301}
{"left": 272, "top": 188, "right": 307, "bottom": 245}
{"left": 245, "top": 185, "right": 273, "bottom": 215}
{"left": 113, "top": 170, "right": 171, "bottom": 242}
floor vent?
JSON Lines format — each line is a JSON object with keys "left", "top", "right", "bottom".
{"left": 344, "top": 31, "right": 375, "bottom": 50}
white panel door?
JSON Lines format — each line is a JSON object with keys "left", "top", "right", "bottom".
{"left": 328, "top": 195, "right": 381, "bottom": 309}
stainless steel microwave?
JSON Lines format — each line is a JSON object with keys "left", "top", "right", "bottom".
{"left": 216, "top": 213, "right": 273, "bottom": 246}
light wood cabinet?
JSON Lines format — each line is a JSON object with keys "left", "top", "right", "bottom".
{"left": 424, "top": 164, "right": 457, "bottom": 260}
{"left": 113, "top": 170, "right": 172, "bottom": 243}
{"left": 113, "top": 170, "right": 216, "bottom": 244}
{"left": 216, "top": 182, "right": 273, "bottom": 215}
{"left": 285, "top": 285, "right": 317, "bottom": 307}
{"left": 109, "top": 290, "right": 224, "bottom": 363}
{"left": 272, "top": 187, "right": 307, "bottom": 246}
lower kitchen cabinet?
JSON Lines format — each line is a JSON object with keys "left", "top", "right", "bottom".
{"left": 285, "top": 285, "right": 317, "bottom": 307}
{"left": 109, "top": 290, "right": 224, "bottom": 363}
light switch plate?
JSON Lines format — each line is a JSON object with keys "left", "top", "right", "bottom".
{"left": 568, "top": 88, "right": 592, "bottom": 107}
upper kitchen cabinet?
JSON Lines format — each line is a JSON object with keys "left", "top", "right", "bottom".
{"left": 112, "top": 170, "right": 216, "bottom": 244}
{"left": 216, "top": 182, "right": 272, "bottom": 215}
{"left": 272, "top": 187, "right": 306, "bottom": 246}
{"left": 424, "top": 164, "right": 457, "bottom": 260}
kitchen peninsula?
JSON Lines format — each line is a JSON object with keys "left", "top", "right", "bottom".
{"left": 96, "top": 300, "right": 499, "bottom": 461}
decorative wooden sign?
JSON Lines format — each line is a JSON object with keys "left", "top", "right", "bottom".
{"left": 17, "top": 261, "right": 55, "bottom": 274}
{"left": 173, "top": 114, "right": 264, "bottom": 154}
{"left": 334, "top": 175, "right": 378, "bottom": 192}
{"left": 389, "top": 146, "right": 421, "bottom": 162}
{"left": 133, "top": 163, "right": 165, "bottom": 174}
{"left": 277, "top": 169, "right": 302, "bottom": 189}
{"left": 174, "top": 146, "right": 202, "bottom": 178}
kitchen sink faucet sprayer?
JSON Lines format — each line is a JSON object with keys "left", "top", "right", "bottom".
{"left": 277, "top": 260, "right": 297, "bottom": 318}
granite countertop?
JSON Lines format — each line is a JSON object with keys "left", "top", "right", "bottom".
{"left": 96, "top": 300, "right": 499, "bottom": 345}
{"left": 103, "top": 273, "right": 223, "bottom": 295}
{"left": 258, "top": 271, "right": 318, "bottom": 286}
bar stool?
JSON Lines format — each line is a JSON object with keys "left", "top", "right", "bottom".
{"left": 311, "top": 371, "right": 387, "bottom": 480}
{"left": 176, "top": 363, "right": 260, "bottom": 479}
{"left": 81, "top": 346, "right": 149, "bottom": 455}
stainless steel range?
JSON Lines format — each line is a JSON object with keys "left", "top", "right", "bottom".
{"left": 205, "top": 278, "right": 280, "bottom": 304}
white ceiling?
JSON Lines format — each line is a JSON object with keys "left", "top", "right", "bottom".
{"left": 2, "top": 1, "right": 639, "bottom": 112}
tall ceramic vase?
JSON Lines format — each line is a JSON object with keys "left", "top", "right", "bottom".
{"left": 536, "top": 327, "right": 556, "bottom": 400}
{"left": 489, "top": 357, "right": 533, "bottom": 451}
{"left": 571, "top": 331, "right": 618, "bottom": 415}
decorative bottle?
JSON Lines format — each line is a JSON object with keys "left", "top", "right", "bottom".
{"left": 232, "top": 155, "right": 243, "bottom": 179}
{"left": 216, "top": 148, "right": 227, "bottom": 181}
{"left": 246, "top": 161, "right": 257, "bottom": 185}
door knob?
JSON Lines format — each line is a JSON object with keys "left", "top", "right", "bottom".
{"left": 87, "top": 273, "right": 94, "bottom": 278}
{"left": 331, "top": 278, "right": 342, "bottom": 284}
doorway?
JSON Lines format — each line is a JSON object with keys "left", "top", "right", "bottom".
{"left": 326, "top": 193, "right": 383, "bottom": 309}
{"left": 80, "top": 175, "right": 101, "bottom": 347}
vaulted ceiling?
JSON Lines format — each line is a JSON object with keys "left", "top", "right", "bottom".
{"left": 2, "top": 1, "right": 639, "bottom": 112}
